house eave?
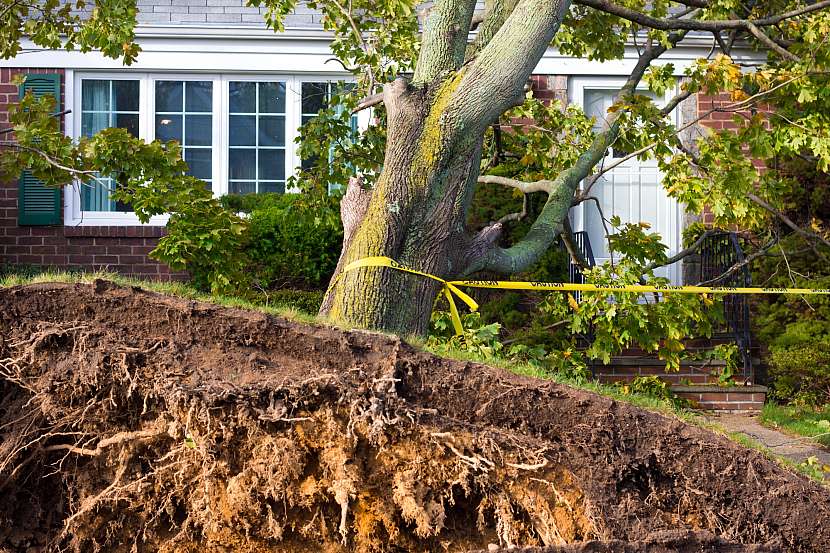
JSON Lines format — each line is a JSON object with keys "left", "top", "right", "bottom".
{"left": 134, "top": 24, "right": 336, "bottom": 41}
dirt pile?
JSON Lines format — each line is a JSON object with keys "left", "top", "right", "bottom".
{"left": 0, "top": 281, "right": 828, "bottom": 552}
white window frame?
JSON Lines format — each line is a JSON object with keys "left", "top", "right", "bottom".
{"left": 66, "top": 72, "right": 357, "bottom": 226}
{"left": 568, "top": 75, "right": 683, "bottom": 283}
{"left": 149, "top": 74, "right": 222, "bottom": 194}
{"left": 223, "top": 75, "right": 294, "bottom": 195}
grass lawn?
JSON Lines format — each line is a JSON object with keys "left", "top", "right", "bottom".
{"left": 760, "top": 403, "right": 830, "bottom": 448}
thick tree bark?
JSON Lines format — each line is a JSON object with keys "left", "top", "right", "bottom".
{"left": 319, "top": 76, "right": 484, "bottom": 335}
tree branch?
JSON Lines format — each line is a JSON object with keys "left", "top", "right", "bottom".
{"left": 352, "top": 92, "right": 384, "bottom": 113}
{"left": 643, "top": 229, "right": 718, "bottom": 273}
{"left": 465, "top": 0, "right": 521, "bottom": 60}
{"left": 575, "top": 0, "right": 830, "bottom": 33}
{"left": 412, "top": 0, "right": 478, "bottom": 85}
{"left": 0, "top": 109, "right": 70, "bottom": 135}
{"left": 561, "top": 217, "right": 589, "bottom": 269}
{"left": 454, "top": 0, "right": 572, "bottom": 132}
{"left": 744, "top": 20, "right": 801, "bottom": 62}
{"left": 466, "top": 35, "right": 683, "bottom": 275}
{"left": 477, "top": 174, "right": 554, "bottom": 194}
{"left": 747, "top": 193, "right": 830, "bottom": 250}
{"left": 496, "top": 193, "right": 528, "bottom": 225}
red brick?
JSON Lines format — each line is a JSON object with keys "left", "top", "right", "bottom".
{"left": 42, "top": 255, "right": 69, "bottom": 265}
{"left": 118, "top": 255, "right": 149, "bottom": 264}
{"left": 68, "top": 255, "right": 94, "bottom": 264}
{"left": 16, "top": 236, "right": 42, "bottom": 246}
{"left": 42, "top": 235, "right": 70, "bottom": 246}
{"left": 17, "top": 254, "right": 44, "bottom": 264}
{"left": 725, "top": 392, "right": 755, "bottom": 402}
{"left": 129, "top": 264, "right": 162, "bottom": 274}
{"left": 637, "top": 366, "right": 665, "bottom": 375}
{"left": 91, "top": 255, "right": 119, "bottom": 264}
{"left": 66, "top": 237, "right": 95, "bottom": 245}
{"left": 699, "top": 392, "right": 728, "bottom": 401}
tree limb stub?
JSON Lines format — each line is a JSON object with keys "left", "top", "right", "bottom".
{"left": 477, "top": 174, "right": 554, "bottom": 194}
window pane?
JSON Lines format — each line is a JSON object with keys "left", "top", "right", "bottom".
{"left": 185, "top": 149, "right": 212, "bottom": 181}
{"left": 258, "top": 116, "right": 284, "bottom": 147}
{"left": 259, "top": 181, "right": 285, "bottom": 194}
{"left": 113, "top": 80, "right": 140, "bottom": 111}
{"left": 229, "top": 115, "right": 256, "bottom": 146}
{"left": 258, "top": 149, "right": 285, "bottom": 180}
{"left": 185, "top": 115, "right": 212, "bottom": 146}
{"left": 82, "top": 112, "right": 109, "bottom": 137}
{"left": 155, "top": 114, "right": 182, "bottom": 142}
{"left": 259, "top": 82, "right": 285, "bottom": 113}
{"left": 229, "top": 149, "right": 256, "bottom": 180}
{"left": 301, "top": 82, "right": 328, "bottom": 115}
{"left": 229, "top": 82, "right": 256, "bottom": 113}
{"left": 155, "top": 81, "right": 183, "bottom": 112}
{"left": 230, "top": 181, "right": 256, "bottom": 195}
{"left": 82, "top": 80, "right": 110, "bottom": 111}
{"left": 82, "top": 177, "right": 114, "bottom": 211}
{"left": 115, "top": 113, "right": 139, "bottom": 137}
{"left": 185, "top": 81, "right": 212, "bottom": 112}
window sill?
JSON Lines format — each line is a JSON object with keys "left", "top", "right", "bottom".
{"left": 63, "top": 225, "right": 167, "bottom": 238}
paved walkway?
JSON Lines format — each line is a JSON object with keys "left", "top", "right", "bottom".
{"left": 707, "top": 413, "right": 830, "bottom": 468}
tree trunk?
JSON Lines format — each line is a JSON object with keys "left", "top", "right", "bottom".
{"left": 320, "top": 78, "right": 484, "bottom": 336}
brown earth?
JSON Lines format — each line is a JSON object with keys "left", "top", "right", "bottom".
{"left": 0, "top": 281, "right": 828, "bottom": 553}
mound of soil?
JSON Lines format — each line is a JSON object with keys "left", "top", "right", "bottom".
{"left": 0, "top": 282, "right": 828, "bottom": 553}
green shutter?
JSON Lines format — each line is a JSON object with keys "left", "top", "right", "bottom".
{"left": 18, "top": 73, "right": 62, "bottom": 226}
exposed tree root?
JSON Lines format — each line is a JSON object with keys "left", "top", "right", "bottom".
{"left": 0, "top": 282, "right": 826, "bottom": 552}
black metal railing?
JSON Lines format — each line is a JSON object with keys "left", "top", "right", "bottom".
{"left": 561, "top": 230, "right": 596, "bottom": 293}
{"left": 698, "top": 231, "right": 753, "bottom": 380}
{"left": 560, "top": 231, "right": 597, "bottom": 358}
{"left": 559, "top": 229, "right": 753, "bottom": 381}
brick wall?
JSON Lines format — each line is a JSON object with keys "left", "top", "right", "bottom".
{"left": 0, "top": 68, "right": 174, "bottom": 278}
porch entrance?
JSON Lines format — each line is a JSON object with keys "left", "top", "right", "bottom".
{"left": 569, "top": 79, "right": 683, "bottom": 284}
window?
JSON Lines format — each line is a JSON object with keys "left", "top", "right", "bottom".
{"left": 155, "top": 81, "right": 214, "bottom": 188}
{"left": 69, "top": 73, "right": 360, "bottom": 225}
{"left": 300, "top": 81, "right": 358, "bottom": 171}
{"left": 228, "top": 81, "right": 287, "bottom": 194}
{"left": 80, "top": 79, "right": 140, "bottom": 211}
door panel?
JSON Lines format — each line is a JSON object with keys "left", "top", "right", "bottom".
{"left": 576, "top": 88, "right": 681, "bottom": 283}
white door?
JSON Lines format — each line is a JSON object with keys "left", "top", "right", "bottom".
{"left": 570, "top": 80, "right": 682, "bottom": 283}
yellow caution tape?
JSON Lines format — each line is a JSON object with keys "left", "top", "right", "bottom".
{"left": 333, "top": 256, "right": 480, "bottom": 335}
{"left": 335, "top": 256, "right": 830, "bottom": 335}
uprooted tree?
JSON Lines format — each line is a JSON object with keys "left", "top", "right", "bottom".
{"left": 2, "top": 1, "right": 830, "bottom": 336}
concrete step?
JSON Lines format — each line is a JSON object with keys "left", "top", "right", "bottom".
{"left": 672, "top": 385, "right": 767, "bottom": 413}
{"left": 592, "top": 356, "right": 734, "bottom": 386}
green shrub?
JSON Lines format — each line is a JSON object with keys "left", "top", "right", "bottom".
{"left": 752, "top": 235, "right": 830, "bottom": 405}
{"left": 220, "top": 192, "right": 292, "bottom": 214}
{"left": 768, "top": 340, "right": 830, "bottom": 406}
{"left": 225, "top": 192, "right": 343, "bottom": 290}
{"left": 261, "top": 289, "right": 325, "bottom": 314}
{"left": 615, "top": 376, "right": 690, "bottom": 409}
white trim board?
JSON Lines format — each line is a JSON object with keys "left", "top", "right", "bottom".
{"left": 3, "top": 35, "right": 764, "bottom": 74}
